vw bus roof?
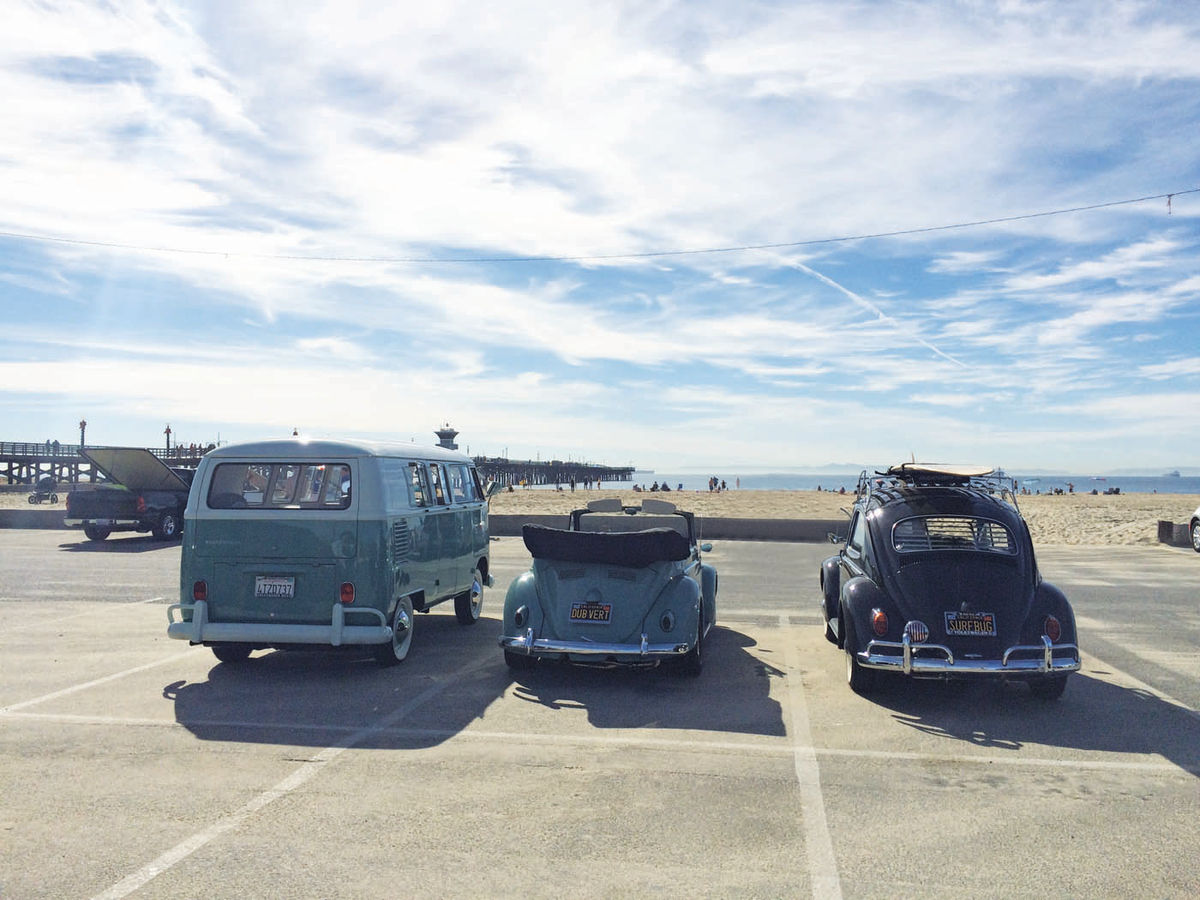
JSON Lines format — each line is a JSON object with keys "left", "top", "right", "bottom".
{"left": 204, "top": 438, "right": 473, "bottom": 463}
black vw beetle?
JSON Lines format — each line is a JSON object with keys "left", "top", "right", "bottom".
{"left": 820, "top": 464, "right": 1080, "bottom": 698}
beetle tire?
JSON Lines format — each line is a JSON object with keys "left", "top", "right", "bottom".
{"left": 1029, "top": 674, "right": 1069, "bottom": 699}
{"left": 374, "top": 596, "right": 414, "bottom": 666}
{"left": 454, "top": 569, "right": 484, "bottom": 625}
{"left": 678, "top": 610, "right": 704, "bottom": 677}
{"left": 212, "top": 643, "right": 252, "bottom": 664}
{"left": 83, "top": 525, "right": 111, "bottom": 542}
{"left": 844, "top": 615, "right": 876, "bottom": 695}
{"left": 504, "top": 650, "right": 537, "bottom": 671}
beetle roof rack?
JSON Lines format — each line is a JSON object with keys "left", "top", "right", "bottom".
{"left": 856, "top": 463, "right": 1019, "bottom": 509}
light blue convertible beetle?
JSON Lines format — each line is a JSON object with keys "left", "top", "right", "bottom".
{"left": 499, "top": 498, "right": 717, "bottom": 675}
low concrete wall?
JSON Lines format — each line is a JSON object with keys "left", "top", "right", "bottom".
{"left": 0, "top": 510, "right": 847, "bottom": 543}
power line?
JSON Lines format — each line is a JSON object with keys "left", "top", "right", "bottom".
{"left": 0, "top": 187, "right": 1195, "bottom": 264}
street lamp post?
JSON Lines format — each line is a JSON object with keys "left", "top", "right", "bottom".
{"left": 164, "top": 424, "right": 172, "bottom": 453}
{"left": 79, "top": 419, "right": 87, "bottom": 448}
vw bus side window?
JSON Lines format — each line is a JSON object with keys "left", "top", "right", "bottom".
{"left": 449, "top": 464, "right": 477, "bottom": 502}
{"left": 407, "top": 462, "right": 429, "bottom": 507}
{"left": 428, "top": 463, "right": 448, "bottom": 505}
{"left": 207, "top": 463, "right": 351, "bottom": 510}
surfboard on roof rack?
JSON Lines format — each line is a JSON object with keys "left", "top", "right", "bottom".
{"left": 884, "top": 463, "right": 995, "bottom": 482}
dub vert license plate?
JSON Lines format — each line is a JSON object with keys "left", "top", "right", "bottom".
{"left": 569, "top": 601, "right": 612, "bottom": 624}
{"left": 254, "top": 576, "right": 295, "bottom": 600}
{"left": 944, "top": 611, "right": 996, "bottom": 636}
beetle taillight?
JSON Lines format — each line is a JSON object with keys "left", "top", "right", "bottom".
{"left": 1043, "top": 615, "right": 1062, "bottom": 642}
{"left": 871, "top": 608, "right": 889, "bottom": 636}
{"left": 193, "top": 580, "right": 208, "bottom": 602}
{"left": 340, "top": 582, "right": 355, "bottom": 604}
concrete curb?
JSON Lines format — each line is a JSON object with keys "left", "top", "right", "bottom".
{"left": 0, "top": 509, "right": 847, "bottom": 543}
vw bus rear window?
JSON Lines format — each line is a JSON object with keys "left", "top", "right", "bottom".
{"left": 892, "top": 516, "right": 1014, "bottom": 554}
{"left": 207, "top": 463, "right": 351, "bottom": 510}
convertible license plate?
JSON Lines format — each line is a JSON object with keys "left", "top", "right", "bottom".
{"left": 255, "top": 576, "right": 295, "bottom": 600}
{"left": 944, "top": 611, "right": 996, "bottom": 636}
{"left": 569, "top": 601, "right": 612, "bottom": 623}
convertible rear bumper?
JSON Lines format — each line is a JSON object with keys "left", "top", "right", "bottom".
{"left": 499, "top": 628, "right": 690, "bottom": 659}
{"left": 861, "top": 633, "right": 1080, "bottom": 676}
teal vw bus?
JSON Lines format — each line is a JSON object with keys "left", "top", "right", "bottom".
{"left": 168, "top": 438, "right": 493, "bottom": 665}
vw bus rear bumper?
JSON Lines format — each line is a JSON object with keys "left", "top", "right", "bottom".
{"left": 167, "top": 599, "right": 391, "bottom": 646}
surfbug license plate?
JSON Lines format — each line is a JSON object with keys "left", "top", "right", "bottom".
{"left": 944, "top": 611, "right": 996, "bottom": 636}
{"left": 570, "top": 601, "right": 612, "bottom": 624}
{"left": 255, "top": 576, "right": 295, "bottom": 600}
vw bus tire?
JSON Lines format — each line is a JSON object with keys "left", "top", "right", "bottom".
{"left": 844, "top": 615, "right": 876, "bottom": 695}
{"left": 504, "top": 650, "right": 537, "bottom": 671}
{"left": 155, "top": 513, "right": 182, "bottom": 541}
{"left": 454, "top": 569, "right": 484, "bottom": 625}
{"left": 1029, "top": 675, "right": 1069, "bottom": 700}
{"left": 375, "top": 596, "right": 414, "bottom": 666}
{"left": 212, "top": 643, "right": 252, "bottom": 664}
{"left": 83, "top": 525, "right": 111, "bottom": 542}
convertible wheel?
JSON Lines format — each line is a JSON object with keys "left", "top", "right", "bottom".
{"left": 1029, "top": 674, "right": 1069, "bottom": 700}
{"left": 155, "top": 513, "right": 182, "bottom": 541}
{"left": 374, "top": 596, "right": 414, "bottom": 667}
{"left": 844, "top": 616, "right": 876, "bottom": 695}
{"left": 454, "top": 569, "right": 484, "bottom": 625}
{"left": 211, "top": 643, "right": 252, "bottom": 664}
{"left": 1191, "top": 520, "right": 1200, "bottom": 553}
{"left": 504, "top": 649, "right": 537, "bottom": 671}
{"left": 678, "top": 610, "right": 704, "bottom": 677}
{"left": 83, "top": 525, "right": 111, "bottom": 542}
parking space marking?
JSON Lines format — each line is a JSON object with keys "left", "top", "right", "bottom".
{"left": 90, "top": 654, "right": 493, "bottom": 900}
{"left": 1, "top": 596, "right": 167, "bottom": 633}
{"left": 780, "top": 615, "right": 843, "bottom": 900}
{"left": 0, "top": 648, "right": 197, "bottom": 714}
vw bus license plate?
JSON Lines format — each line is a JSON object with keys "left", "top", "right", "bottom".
{"left": 255, "top": 576, "right": 295, "bottom": 600}
{"left": 570, "top": 601, "right": 612, "bottom": 623}
{"left": 944, "top": 611, "right": 995, "bottom": 636}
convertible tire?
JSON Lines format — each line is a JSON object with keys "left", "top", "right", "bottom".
{"left": 504, "top": 650, "right": 537, "bottom": 671}
{"left": 211, "top": 643, "right": 252, "bottom": 664}
{"left": 83, "top": 525, "right": 111, "bottom": 542}
{"left": 678, "top": 610, "right": 704, "bottom": 677}
{"left": 374, "top": 596, "right": 414, "bottom": 666}
{"left": 844, "top": 615, "right": 877, "bottom": 695}
{"left": 1191, "top": 519, "right": 1200, "bottom": 553}
{"left": 1029, "top": 675, "right": 1069, "bottom": 699}
{"left": 454, "top": 569, "right": 484, "bottom": 625}
{"left": 155, "top": 513, "right": 182, "bottom": 541}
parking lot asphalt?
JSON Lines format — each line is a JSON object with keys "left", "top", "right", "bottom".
{"left": 1, "top": 530, "right": 1198, "bottom": 899}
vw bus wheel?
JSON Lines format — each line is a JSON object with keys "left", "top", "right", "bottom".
{"left": 212, "top": 644, "right": 252, "bottom": 664}
{"left": 375, "top": 596, "right": 414, "bottom": 666}
{"left": 454, "top": 569, "right": 484, "bottom": 625}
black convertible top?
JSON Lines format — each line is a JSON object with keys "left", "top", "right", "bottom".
{"left": 522, "top": 524, "right": 691, "bottom": 567}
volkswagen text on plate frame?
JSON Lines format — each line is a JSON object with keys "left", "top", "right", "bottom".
{"left": 167, "top": 438, "right": 494, "bottom": 666}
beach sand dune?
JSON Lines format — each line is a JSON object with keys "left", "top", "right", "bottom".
{"left": 4, "top": 486, "right": 1195, "bottom": 546}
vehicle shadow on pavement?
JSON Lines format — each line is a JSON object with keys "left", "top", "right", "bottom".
{"left": 164, "top": 614, "right": 514, "bottom": 750}
{"left": 506, "top": 625, "right": 787, "bottom": 737}
{"left": 59, "top": 536, "right": 177, "bottom": 553}
{"left": 874, "top": 674, "right": 1200, "bottom": 777}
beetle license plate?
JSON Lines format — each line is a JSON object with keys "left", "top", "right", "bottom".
{"left": 255, "top": 576, "right": 295, "bottom": 599}
{"left": 570, "top": 601, "right": 612, "bottom": 623}
{"left": 944, "top": 611, "right": 995, "bottom": 636}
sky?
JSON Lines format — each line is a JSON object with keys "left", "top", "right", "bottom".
{"left": 1, "top": 0, "right": 1198, "bottom": 474}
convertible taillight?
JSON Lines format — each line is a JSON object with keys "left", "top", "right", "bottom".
{"left": 871, "top": 608, "right": 889, "bottom": 636}
{"left": 1043, "top": 615, "right": 1062, "bottom": 642}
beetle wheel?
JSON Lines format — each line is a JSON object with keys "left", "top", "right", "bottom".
{"left": 504, "top": 650, "right": 537, "bottom": 671}
{"left": 1191, "top": 519, "right": 1200, "bottom": 553}
{"left": 678, "top": 609, "right": 704, "bottom": 677}
{"left": 844, "top": 615, "right": 876, "bottom": 695}
{"left": 1029, "top": 675, "right": 1069, "bottom": 700}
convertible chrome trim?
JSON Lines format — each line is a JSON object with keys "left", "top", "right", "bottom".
{"left": 861, "top": 633, "right": 1080, "bottom": 675}
{"left": 499, "top": 627, "right": 690, "bottom": 658}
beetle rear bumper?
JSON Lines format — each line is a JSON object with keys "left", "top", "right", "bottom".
{"left": 499, "top": 628, "right": 690, "bottom": 659}
{"left": 860, "top": 634, "right": 1080, "bottom": 676}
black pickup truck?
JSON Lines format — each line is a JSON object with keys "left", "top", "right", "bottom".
{"left": 64, "top": 447, "right": 194, "bottom": 542}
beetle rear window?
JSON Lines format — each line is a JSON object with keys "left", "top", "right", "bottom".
{"left": 207, "top": 463, "right": 351, "bottom": 509}
{"left": 892, "top": 516, "right": 1014, "bottom": 554}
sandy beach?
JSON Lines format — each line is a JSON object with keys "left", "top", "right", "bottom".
{"left": 4, "top": 485, "right": 1196, "bottom": 546}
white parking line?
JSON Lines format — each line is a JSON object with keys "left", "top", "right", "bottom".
{"left": 1, "top": 596, "right": 167, "bottom": 633}
{"left": 780, "top": 615, "right": 843, "bottom": 900}
{"left": 90, "top": 654, "right": 492, "bottom": 900}
{"left": 0, "top": 649, "right": 196, "bottom": 714}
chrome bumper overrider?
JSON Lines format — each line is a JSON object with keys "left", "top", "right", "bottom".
{"left": 167, "top": 599, "right": 391, "bottom": 646}
{"left": 861, "top": 634, "right": 1080, "bottom": 676}
{"left": 499, "top": 628, "right": 690, "bottom": 658}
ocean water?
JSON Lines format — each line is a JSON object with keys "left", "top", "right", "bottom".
{"left": 611, "top": 471, "right": 1200, "bottom": 496}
